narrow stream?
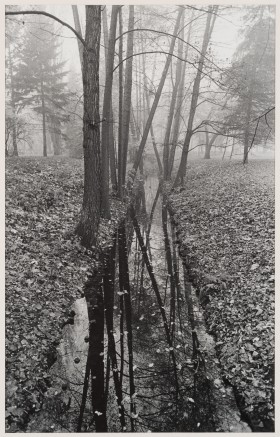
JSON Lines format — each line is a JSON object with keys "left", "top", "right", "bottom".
{"left": 27, "top": 175, "right": 251, "bottom": 432}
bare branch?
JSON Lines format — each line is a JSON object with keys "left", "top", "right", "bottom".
{"left": 5, "top": 10, "right": 86, "bottom": 46}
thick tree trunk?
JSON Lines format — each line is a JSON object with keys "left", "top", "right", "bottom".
{"left": 76, "top": 6, "right": 101, "bottom": 249}
{"left": 174, "top": 7, "right": 218, "bottom": 186}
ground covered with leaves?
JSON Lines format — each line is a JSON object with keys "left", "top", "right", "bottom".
{"left": 5, "top": 157, "right": 124, "bottom": 431}
{"left": 169, "top": 160, "right": 274, "bottom": 432}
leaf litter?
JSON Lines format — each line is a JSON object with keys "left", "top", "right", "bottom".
{"left": 169, "top": 160, "right": 274, "bottom": 431}
{"left": 5, "top": 157, "right": 124, "bottom": 431}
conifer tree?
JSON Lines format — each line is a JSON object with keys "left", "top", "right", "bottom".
{"left": 224, "top": 6, "right": 275, "bottom": 162}
{"left": 13, "top": 17, "right": 69, "bottom": 156}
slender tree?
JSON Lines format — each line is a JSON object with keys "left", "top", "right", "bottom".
{"left": 174, "top": 6, "right": 218, "bottom": 186}
{"left": 101, "top": 6, "right": 120, "bottom": 217}
{"left": 131, "top": 7, "right": 184, "bottom": 179}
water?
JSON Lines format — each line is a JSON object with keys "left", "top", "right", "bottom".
{"left": 26, "top": 175, "right": 251, "bottom": 432}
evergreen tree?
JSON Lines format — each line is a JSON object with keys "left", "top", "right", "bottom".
{"left": 224, "top": 6, "right": 275, "bottom": 162}
{"left": 13, "top": 17, "right": 69, "bottom": 156}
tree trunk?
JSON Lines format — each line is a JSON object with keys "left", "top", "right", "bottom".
{"left": 174, "top": 6, "right": 218, "bottom": 186}
{"left": 243, "top": 92, "right": 253, "bottom": 164}
{"left": 101, "top": 6, "right": 120, "bottom": 216}
{"left": 76, "top": 6, "right": 101, "bottom": 249}
{"left": 204, "top": 131, "right": 218, "bottom": 159}
{"left": 131, "top": 7, "right": 183, "bottom": 179}
{"left": 50, "top": 120, "right": 61, "bottom": 155}
{"left": 117, "top": 8, "right": 124, "bottom": 196}
{"left": 12, "top": 124, "right": 18, "bottom": 157}
{"left": 103, "top": 6, "right": 118, "bottom": 193}
{"left": 41, "top": 81, "right": 47, "bottom": 157}
{"left": 163, "top": 11, "right": 184, "bottom": 180}
{"left": 9, "top": 47, "right": 18, "bottom": 157}
{"left": 71, "top": 5, "right": 84, "bottom": 72}
{"left": 169, "top": 12, "right": 194, "bottom": 177}
{"left": 120, "top": 6, "right": 134, "bottom": 198}
{"left": 142, "top": 51, "right": 163, "bottom": 175}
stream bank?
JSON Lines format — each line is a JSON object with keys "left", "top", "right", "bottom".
{"left": 168, "top": 160, "right": 275, "bottom": 431}
{"left": 26, "top": 174, "right": 251, "bottom": 432}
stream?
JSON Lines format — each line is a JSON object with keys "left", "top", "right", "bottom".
{"left": 26, "top": 175, "right": 251, "bottom": 432}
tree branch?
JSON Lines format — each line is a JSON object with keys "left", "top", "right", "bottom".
{"left": 5, "top": 10, "right": 86, "bottom": 46}
{"left": 115, "top": 27, "right": 223, "bottom": 74}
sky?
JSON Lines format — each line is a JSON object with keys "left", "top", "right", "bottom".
{"left": 43, "top": 5, "right": 242, "bottom": 75}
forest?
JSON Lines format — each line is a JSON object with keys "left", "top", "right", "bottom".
{"left": 5, "top": 4, "right": 275, "bottom": 433}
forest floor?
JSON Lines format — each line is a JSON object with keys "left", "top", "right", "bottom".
{"left": 6, "top": 157, "right": 275, "bottom": 432}
{"left": 169, "top": 159, "right": 275, "bottom": 432}
{"left": 5, "top": 157, "right": 124, "bottom": 431}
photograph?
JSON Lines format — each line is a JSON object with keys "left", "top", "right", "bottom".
{"left": 5, "top": 3, "right": 275, "bottom": 432}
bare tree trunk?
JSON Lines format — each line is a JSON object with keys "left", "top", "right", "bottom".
{"left": 8, "top": 46, "right": 18, "bottom": 157}
{"left": 101, "top": 6, "right": 120, "bottom": 217}
{"left": 169, "top": 11, "right": 194, "bottom": 177}
{"left": 131, "top": 7, "right": 183, "bottom": 179}
{"left": 163, "top": 11, "right": 184, "bottom": 180}
{"left": 243, "top": 92, "right": 253, "bottom": 164}
{"left": 103, "top": 6, "right": 118, "bottom": 192}
{"left": 229, "top": 138, "right": 234, "bottom": 160}
{"left": 40, "top": 80, "right": 48, "bottom": 157}
{"left": 50, "top": 119, "right": 61, "bottom": 155}
{"left": 71, "top": 5, "right": 84, "bottom": 72}
{"left": 174, "top": 6, "right": 218, "bottom": 186}
{"left": 204, "top": 131, "right": 218, "bottom": 159}
{"left": 118, "top": 8, "right": 124, "bottom": 196}
{"left": 142, "top": 51, "right": 163, "bottom": 174}
{"left": 120, "top": 6, "right": 134, "bottom": 197}
{"left": 76, "top": 6, "right": 101, "bottom": 249}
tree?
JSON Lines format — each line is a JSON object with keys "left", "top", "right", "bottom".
{"left": 223, "top": 6, "right": 275, "bottom": 163}
{"left": 76, "top": 6, "right": 102, "bottom": 249}
{"left": 101, "top": 6, "right": 120, "bottom": 217}
{"left": 13, "top": 17, "right": 69, "bottom": 156}
{"left": 174, "top": 6, "right": 218, "bottom": 186}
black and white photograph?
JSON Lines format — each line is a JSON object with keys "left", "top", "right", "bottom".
{"left": 5, "top": 3, "right": 275, "bottom": 433}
